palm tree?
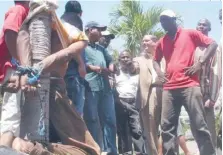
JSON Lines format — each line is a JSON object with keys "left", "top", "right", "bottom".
{"left": 109, "top": 0, "right": 164, "bottom": 56}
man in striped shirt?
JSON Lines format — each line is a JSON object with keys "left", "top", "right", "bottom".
{"left": 213, "top": 9, "right": 222, "bottom": 150}
{"left": 194, "top": 18, "right": 217, "bottom": 148}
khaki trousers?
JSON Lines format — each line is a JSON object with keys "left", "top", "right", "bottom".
{"left": 140, "top": 87, "right": 162, "bottom": 155}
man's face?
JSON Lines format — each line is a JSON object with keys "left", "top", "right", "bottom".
{"left": 160, "top": 16, "right": 175, "bottom": 32}
{"left": 99, "top": 36, "right": 111, "bottom": 48}
{"left": 119, "top": 52, "right": 132, "bottom": 67}
{"left": 142, "top": 35, "right": 157, "bottom": 53}
{"left": 89, "top": 27, "right": 102, "bottom": 42}
{"left": 196, "top": 19, "right": 210, "bottom": 35}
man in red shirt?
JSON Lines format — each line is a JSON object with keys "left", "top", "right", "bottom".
{"left": 0, "top": 0, "right": 29, "bottom": 146}
{"left": 153, "top": 10, "right": 217, "bottom": 155}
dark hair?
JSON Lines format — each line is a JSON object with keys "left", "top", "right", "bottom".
{"left": 14, "top": 0, "right": 26, "bottom": 4}
{"left": 65, "top": 0, "right": 82, "bottom": 14}
{"left": 119, "top": 49, "right": 132, "bottom": 58}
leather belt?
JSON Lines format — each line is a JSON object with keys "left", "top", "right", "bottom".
{"left": 119, "top": 97, "right": 135, "bottom": 103}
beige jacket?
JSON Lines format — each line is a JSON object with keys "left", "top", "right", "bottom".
{"left": 134, "top": 56, "right": 153, "bottom": 110}
{"left": 134, "top": 56, "right": 166, "bottom": 110}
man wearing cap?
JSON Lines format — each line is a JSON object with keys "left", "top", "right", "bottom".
{"left": 153, "top": 10, "right": 217, "bottom": 155}
{"left": 99, "top": 30, "right": 115, "bottom": 49}
{"left": 98, "top": 31, "right": 116, "bottom": 90}
{"left": 84, "top": 21, "right": 118, "bottom": 155}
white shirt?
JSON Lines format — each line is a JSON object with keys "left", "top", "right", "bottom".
{"left": 115, "top": 70, "right": 139, "bottom": 98}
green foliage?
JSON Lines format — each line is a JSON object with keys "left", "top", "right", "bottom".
{"left": 109, "top": 0, "right": 164, "bottom": 56}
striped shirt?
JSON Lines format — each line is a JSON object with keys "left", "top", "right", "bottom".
{"left": 209, "top": 38, "right": 222, "bottom": 102}
{"left": 194, "top": 39, "right": 222, "bottom": 102}
{"left": 194, "top": 47, "right": 212, "bottom": 100}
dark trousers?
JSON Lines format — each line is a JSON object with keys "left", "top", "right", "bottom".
{"left": 115, "top": 97, "right": 145, "bottom": 154}
{"left": 161, "top": 86, "right": 215, "bottom": 155}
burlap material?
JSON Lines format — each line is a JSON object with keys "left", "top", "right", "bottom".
{"left": 29, "top": 142, "right": 90, "bottom": 155}
{"left": 49, "top": 80, "right": 100, "bottom": 155}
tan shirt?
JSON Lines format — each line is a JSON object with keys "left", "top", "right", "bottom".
{"left": 194, "top": 44, "right": 221, "bottom": 102}
{"left": 209, "top": 38, "right": 222, "bottom": 102}
{"left": 194, "top": 47, "right": 211, "bottom": 99}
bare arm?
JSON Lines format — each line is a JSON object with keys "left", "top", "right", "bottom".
{"left": 5, "top": 30, "right": 19, "bottom": 60}
{"left": 153, "top": 60, "right": 162, "bottom": 75}
{"left": 86, "top": 65, "right": 101, "bottom": 73}
{"left": 74, "top": 53, "right": 86, "bottom": 78}
{"left": 108, "top": 64, "right": 115, "bottom": 73}
{"left": 185, "top": 32, "right": 218, "bottom": 76}
{"left": 16, "top": 25, "right": 32, "bottom": 66}
{"left": 199, "top": 42, "right": 218, "bottom": 65}
{"left": 36, "top": 40, "right": 87, "bottom": 73}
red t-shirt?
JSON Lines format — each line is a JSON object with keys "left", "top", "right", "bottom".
{"left": 154, "top": 28, "right": 214, "bottom": 90}
{"left": 0, "top": 3, "right": 29, "bottom": 82}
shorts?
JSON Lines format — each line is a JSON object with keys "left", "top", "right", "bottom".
{"left": 0, "top": 68, "right": 23, "bottom": 137}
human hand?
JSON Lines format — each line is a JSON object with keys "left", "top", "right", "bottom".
{"left": 20, "top": 75, "right": 39, "bottom": 93}
{"left": 101, "top": 68, "right": 110, "bottom": 77}
{"left": 204, "top": 99, "right": 215, "bottom": 108}
{"left": 92, "top": 66, "right": 102, "bottom": 74}
{"left": 2, "top": 75, "right": 20, "bottom": 93}
{"left": 184, "top": 61, "right": 202, "bottom": 76}
{"left": 153, "top": 76, "right": 164, "bottom": 87}
{"left": 157, "top": 71, "right": 168, "bottom": 83}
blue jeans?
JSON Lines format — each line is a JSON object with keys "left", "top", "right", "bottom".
{"left": 84, "top": 90, "right": 118, "bottom": 155}
{"left": 64, "top": 76, "right": 85, "bottom": 116}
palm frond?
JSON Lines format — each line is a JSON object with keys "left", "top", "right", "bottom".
{"left": 109, "top": 1, "right": 174, "bottom": 56}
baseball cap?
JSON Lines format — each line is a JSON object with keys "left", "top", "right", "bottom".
{"left": 160, "top": 10, "right": 176, "bottom": 18}
{"left": 101, "top": 30, "right": 115, "bottom": 39}
{"left": 85, "top": 21, "right": 107, "bottom": 31}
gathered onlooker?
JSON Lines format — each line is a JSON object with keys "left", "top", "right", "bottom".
{"left": 84, "top": 21, "right": 118, "bottom": 155}
{"left": 115, "top": 50, "right": 146, "bottom": 154}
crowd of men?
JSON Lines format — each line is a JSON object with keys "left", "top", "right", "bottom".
{"left": 0, "top": 0, "right": 222, "bottom": 155}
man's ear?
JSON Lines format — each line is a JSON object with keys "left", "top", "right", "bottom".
{"left": 208, "top": 27, "right": 211, "bottom": 32}
{"left": 88, "top": 28, "right": 93, "bottom": 33}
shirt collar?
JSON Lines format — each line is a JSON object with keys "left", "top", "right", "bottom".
{"left": 88, "top": 42, "right": 97, "bottom": 48}
{"left": 165, "top": 27, "right": 182, "bottom": 41}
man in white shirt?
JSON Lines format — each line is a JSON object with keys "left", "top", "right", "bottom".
{"left": 114, "top": 50, "right": 145, "bottom": 154}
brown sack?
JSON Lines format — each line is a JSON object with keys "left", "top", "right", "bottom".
{"left": 49, "top": 80, "right": 101, "bottom": 155}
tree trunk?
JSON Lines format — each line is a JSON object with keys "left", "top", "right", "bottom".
{"left": 20, "top": 11, "right": 52, "bottom": 143}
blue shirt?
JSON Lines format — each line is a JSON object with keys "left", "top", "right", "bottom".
{"left": 65, "top": 50, "right": 86, "bottom": 77}
{"left": 85, "top": 43, "right": 113, "bottom": 92}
